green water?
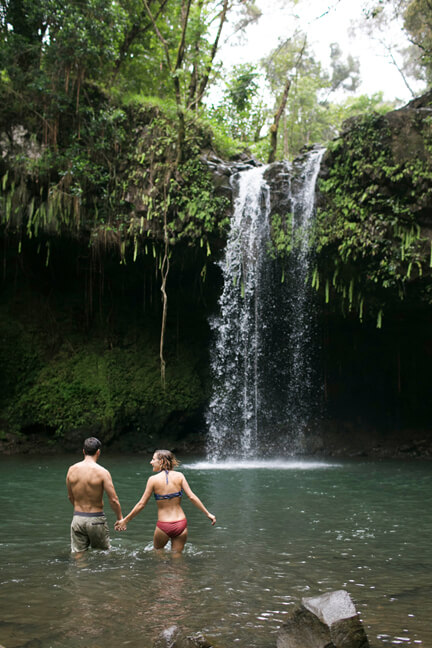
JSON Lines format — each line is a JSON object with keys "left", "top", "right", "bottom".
{"left": 0, "top": 456, "right": 431, "bottom": 647}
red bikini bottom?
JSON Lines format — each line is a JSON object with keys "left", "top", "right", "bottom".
{"left": 156, "top": 518, "right": 187, "bottom": 538}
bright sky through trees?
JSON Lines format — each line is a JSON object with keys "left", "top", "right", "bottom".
{"left": 219, "top": 0, "right": 425, "bottom": 104}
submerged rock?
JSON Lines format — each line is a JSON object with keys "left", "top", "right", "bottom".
{"left": 277, "top": 590, "right": 370, "bottom": 648}
{"left": 153, "top": 624, "right": 214, "bottom": 648}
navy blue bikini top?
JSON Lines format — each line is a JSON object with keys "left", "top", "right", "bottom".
{"left": 154, "top": 470, "right": 183, "bottom": 501}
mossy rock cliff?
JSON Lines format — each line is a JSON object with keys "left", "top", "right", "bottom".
{"left": 0, "top": 233, "right": 220, "bottom": 453}
{"left": 313, "top": 91, "right": 432, "bottom": 325}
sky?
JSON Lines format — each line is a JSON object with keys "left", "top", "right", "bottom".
{"left": 217, "top": 0, "right": 425, "bottom": 106}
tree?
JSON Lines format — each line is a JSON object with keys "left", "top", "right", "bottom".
{"left": 1, "top": 0, "right": 129, "bottom": 143}
{"left": 403, "top": 0, "right": 432, "bottom": 83}
{"left": 209, "top": 63, "right": 267, "bottom": 142}
{"left": 111, "top": 0, "right": 169, "bottom": 81}
{"left": 329, "top": 42, "right": 361, "bottom": 93}
{"left": 1, "top": 0, "right": 259, "bottom": 384}
{"left": 139, "top": 0, "right": 237, "bottom": 382}
{"left": 1, "top": 0, "right": 47, "bottom": 77}
{"left": 360, "top": 0, "right": 427, "bottom": 96}
{"left": 261, "top": 35, "right": 330, "bottom": 159}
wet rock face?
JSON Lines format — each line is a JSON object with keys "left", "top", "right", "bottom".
{"left": 202, "top": 150, "right": 323, "bottom": 224}
{"left": 277, "top": 590, "right": 370, "bottom": 648}
{"left": 276, "top": 607, "right": 334, "bottom": 648}
{"left": 202, "top": 154, "right": 294, "bottom": 222}
{"left": 200, "top": 151, "right": 261, "bottom": 202}
{"left": 264, "top": 161, "right": 291, "bottom": 218}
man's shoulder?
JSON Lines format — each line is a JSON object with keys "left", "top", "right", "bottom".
{"left": 67, "top": 460, "right": 83, "bottom": 474}
{"left": 68, "top": 460, "right": 107, "bottom": 476}
{"left": 95, "top": 463, "right": 113, "bottom": 481}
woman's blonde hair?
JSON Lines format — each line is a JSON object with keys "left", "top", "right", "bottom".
{"left": 155, "top": 449, "right": 179, "bottom": 471}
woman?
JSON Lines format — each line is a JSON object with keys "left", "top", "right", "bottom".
{"left": 114, "top": 449, "right": 216, "bottom": 553}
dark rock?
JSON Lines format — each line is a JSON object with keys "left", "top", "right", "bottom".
{"left": 153, "top": 625, "right": 214, "bottom": 648}
{"left": 199, "top": 150, "right": 262, "bottom": 203}
{"left": 264, "top": 161, "right": 291, "bottom": 218}
{"left": 278, "top": 591, "right": 370, "bottom": 648}
{"left": 276, "top": 606, "right": 334, "bottom": 648}
{"left": 331, "top": 617, "right": 370, "bottom": 648}
{"left": 401, "top": 89, "right": 432, "bottom": 110}
{"left": 241, "top": 158, "right": 260, "bottom": 167}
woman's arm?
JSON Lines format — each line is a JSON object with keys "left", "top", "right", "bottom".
{"left": 181, "top": 475, "right": 216, "bottom": 525}
{"left": 114, "top": 477, "right": 154, "bottom": 530}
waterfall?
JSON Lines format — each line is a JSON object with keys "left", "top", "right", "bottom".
{"left": 282, "top": 148, "right": 326, "bottom": 449}
{"left": 206, "top": 148, "right": 325, "bottom": 460}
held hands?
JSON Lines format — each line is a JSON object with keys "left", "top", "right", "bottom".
{"left": 115, "top": 518, "right": 127, "bottom": 531}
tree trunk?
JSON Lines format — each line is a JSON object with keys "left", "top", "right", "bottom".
{"left": 192, "top": 0, "right": 229, "bottom": 109}
{"left": 268, "top": 78, "right": 290, "bottom": 164}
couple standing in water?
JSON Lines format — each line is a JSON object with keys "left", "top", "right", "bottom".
{"left": 66, "top": 437, "right": 216, "bottom": 555}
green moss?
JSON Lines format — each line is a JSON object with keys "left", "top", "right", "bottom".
{"left": 0, "top": 260, "right": 209, "bottom": 447}
{"left": 310, "top": 111, "right": 432, "bottom": 322}
{"left": 0, "top": 314, "right": 43, "bottom": 417}
{"left": 8, "top": 341, "right": 204, "bottom": 440}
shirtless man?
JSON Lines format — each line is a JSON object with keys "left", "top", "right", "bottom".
{"left": 66, "top": 437, "right": 123, "bottom": 553}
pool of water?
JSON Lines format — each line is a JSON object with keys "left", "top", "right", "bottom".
{"left": 0, "top": 455, "right": 431, "bottom": 647}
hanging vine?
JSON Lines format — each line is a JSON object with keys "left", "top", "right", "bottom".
{"left": 309, "top": 110, "right": 432, "bottom": 323}
{"left": 0, "top": 98, "right": 230, "bottom": 384}
{"left": 159, "top": 170, "right": 171, "bottom": 388}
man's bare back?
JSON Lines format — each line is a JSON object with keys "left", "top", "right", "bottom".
{"left": 66, "top": 437, "right": 122, "bottom": 553}
{"left": 67, "top": 460, "right": 109, "bottom": 512}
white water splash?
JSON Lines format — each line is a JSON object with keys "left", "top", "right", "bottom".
{"left": 184, "top": 459, "right": 341, "bottom": 470}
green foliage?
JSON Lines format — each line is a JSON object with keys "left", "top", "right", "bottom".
{"left": 202, "top": 117, "right": 247, "bottom": 159}
{"left": 208, "top": 63, "right": 268, "bottom": 145}
{"left": 311, "top": 110, "right": 432, "bottom": 322}
{"left": 268, "top": 212, "right": 293, "bottom": 258}
{"left": 260, "top": 35, "right": 397, "bottom": 159}
{"left": 0, "top": 313, "right": 43, "bottom": 414}
{"left": 0, "top": 0, "right": 233, "bottom": 109}
{"left": 206, "top": 33, "right": 396, "bottom": 162}
{"left": 226, "top": 64, "right": 259, "bottom": 112}
{"left": 0, "top": 98, "right": 229, "bottom": 259}
{"left": 170, "top": 158, "right": 230, "bottom": 244}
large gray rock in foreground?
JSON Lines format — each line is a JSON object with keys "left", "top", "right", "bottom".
{"left": 277, "top": 590, "right": 370, "bottom": 648}
{"left": 303, "top": 590, "right": 356, "bottom": 625}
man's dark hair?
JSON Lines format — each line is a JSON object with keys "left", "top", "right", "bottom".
{"left": 83, "top": 437, "right": 102, "bottom": 456}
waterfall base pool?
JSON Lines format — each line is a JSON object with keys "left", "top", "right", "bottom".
{"left": 1, "top": 456, "right": 431, "bottom": 647}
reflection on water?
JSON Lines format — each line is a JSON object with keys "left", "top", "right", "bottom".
{"left": 0, "top": 456, "right": 431, "bottom": 647}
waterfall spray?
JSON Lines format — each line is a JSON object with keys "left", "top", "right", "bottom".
{"left": 206, "top": 165, "right": 271, "bottom": 459}
{"left": 206, "top": 149, "right": 325, "bottom": 460}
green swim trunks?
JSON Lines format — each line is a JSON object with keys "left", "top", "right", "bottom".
{"left": 70, "top": 512, "right": 110, "bottom": 553}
